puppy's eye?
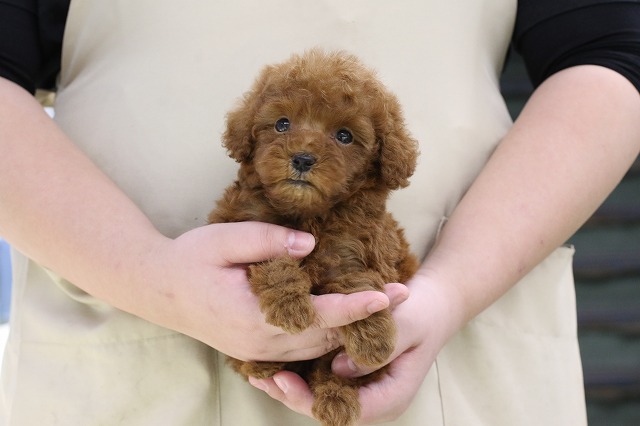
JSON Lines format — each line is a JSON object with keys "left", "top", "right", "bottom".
{"left": 335, "top": 128, "right": 353, "bottom": 145}
{"left": 274, "top": 118, "right": 290, "bottom": 133}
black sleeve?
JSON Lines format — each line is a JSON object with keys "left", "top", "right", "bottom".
{"left": 0, "top": 0, "right": 70, "bottom": 94}
{"left": 513, "top": 0, "right": 640, "bottom": 93}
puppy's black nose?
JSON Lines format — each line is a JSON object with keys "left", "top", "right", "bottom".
{"left": 291, "top": 153, "right": 316, "bottom": 173}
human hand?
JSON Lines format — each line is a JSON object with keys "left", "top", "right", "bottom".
{"left": 246, "top": 270, "right": 457, "bottom": 424}
{"left": 138, "top": 221, "right": 409, "bottom": 363}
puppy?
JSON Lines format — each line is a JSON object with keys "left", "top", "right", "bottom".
{"left": 208, "top": 49, "right": 419, "bottom": 426}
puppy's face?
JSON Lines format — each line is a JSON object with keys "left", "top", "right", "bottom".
{"left": 224, "top": 50, "right": 418, "bottom": 218}
{"left": 250, "top": 97, "right": 379, "bottom": 216}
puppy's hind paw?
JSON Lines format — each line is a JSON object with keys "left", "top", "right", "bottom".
{"left": 227, "top": 358, "right": 286, "bottom": 380}
{"left": 312, "top": 381, "right": 360, "bottom": 426}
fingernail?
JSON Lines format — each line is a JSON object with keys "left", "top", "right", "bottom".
{"left": 347, "top": 358, "right": 358, "bottom": 373}
{"left": 332, "top": 352, "right": 359, "bottom": 377}
{"left": 335, "top": 352, "right": 358, "bottom": 373}
{"left": 273, "top": 377, "right": 288, "bottom": 394}
{"left": 366, "top": 299, "right": 387, "bottom": 314}
{"left": 249, "top": 377, "right": 269, "bottom": 393}
{"left": 287, "top": 231, "right": 315, "bottom": 255}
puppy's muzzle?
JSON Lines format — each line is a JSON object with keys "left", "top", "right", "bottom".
{"left": 291, "top": 152, "right": 317, "bottom": 173}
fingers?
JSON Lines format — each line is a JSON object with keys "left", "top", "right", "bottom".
{"left": 331, "top": 347, "right": 404, "bottom": 378}
{"left": 248, "top": 352, "right": 428, "bottom": 425}
{"left": 330, "top": 340, "right": 410, "bottom": 378}
{"left": 248, "top": 371, "right": 315, "bottom": 418}
{"left": 322, "top": 284, "right": 408, "bottom": 377}
{"left": 247, "top": 281, "right": 425, "bottom": 425}
{"left": 249, "top": 352, "right": 427, "bottom": 425}
{"left": 245, "top": 283, "right": 421, "bottom": 425}
{"left": 209, "top": 221, "right": 315, "bottom": 264}
{"left": 310, "top": 291, "right": 389, "bottom": 329}
{"left": 357, "top": 348, "right": 431, "bottom": 424}
{"left": 266, "top": 292, "right": 389, "bottom": 361}
{"left": 259, "top": 285, "right": 408, "bottom": 362}
{"left": 309, "top": 283, "right": 408, "bottom": 330}
{"left": 330, "top": 285, "right": 412, "bottom": 378}
{"left": 384, "top": 282, "right": 410, "bottom": 309}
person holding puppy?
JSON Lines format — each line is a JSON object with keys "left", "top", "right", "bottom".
{"left": 1, "top": 1, "right": 639, "bottom": 425}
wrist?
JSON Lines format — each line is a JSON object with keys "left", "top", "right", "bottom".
{"left": 411, "top": 264, "right": 468, "bottom": 345}
{"left": 82, "top": 224, "right": 181, "bottom": 328}
{"left": 121, "top": 232, "right": 188, "bottom": 329}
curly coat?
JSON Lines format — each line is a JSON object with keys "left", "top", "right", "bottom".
{"left": 208, "top": 49, "right": 419, "bottom": 426}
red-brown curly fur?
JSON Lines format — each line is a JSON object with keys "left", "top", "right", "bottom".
{"left": 208, "top": 49, "right": 419, "bottom": 426}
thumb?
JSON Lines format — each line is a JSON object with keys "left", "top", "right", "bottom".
{"left": 209, "top": 221, "right": 315, "bottom": 264}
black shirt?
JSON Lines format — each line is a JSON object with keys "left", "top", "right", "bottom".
{"left": 514, "top": 0, "right": 640, "bottom": 91}
{"left": 0, "top": 0, "right": 69, "bottom": 93}
{"left": 1, "top": 0, "right": 640, "bottom": 94}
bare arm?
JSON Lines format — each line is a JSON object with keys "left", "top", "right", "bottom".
{"left": 0, "top": 77, "right": 401, "bottom": 361}
{"left": 424, "top": 65, "right": 640, "bottom": 332}
{"left": 0, "top": 78, "right": 170, "bottom": 317}
{"left": 254, "top": 65, "right": 640, "bottom": 422}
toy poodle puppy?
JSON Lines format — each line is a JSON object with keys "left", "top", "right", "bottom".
{"left": 208, "top": 49, "right": 419, "bottom": 426}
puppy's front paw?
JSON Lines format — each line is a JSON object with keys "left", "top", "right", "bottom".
{"left": 263, "top": 294, "right": 316, "bottom": 333}
{"left": 341, "top": 310, "right": 396, "bottom": 366}
{"left": 249, "top": 257, "right": 316, "bottom": 333}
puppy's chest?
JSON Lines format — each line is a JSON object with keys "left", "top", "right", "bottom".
{"left": 299, "top": 231, "right": 393, "bottom": 294}
{"left": 301, "top": 246, "right": 343, "bottom": 291}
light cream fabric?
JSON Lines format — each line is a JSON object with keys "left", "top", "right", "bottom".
{"left": 1, "top": 0, "right": 587, "bottom": 424}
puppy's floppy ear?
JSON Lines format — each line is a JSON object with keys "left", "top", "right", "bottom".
{"left": 222, "top": 67, "right": 272, "bottom": 163}
{"left": 223, "top": 99, "right": 256, "bottom": 163}
{"left": 375, "top": 90, "right": 419, "bottom": 189}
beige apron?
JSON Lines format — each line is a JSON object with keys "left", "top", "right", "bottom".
{"left": 1, "top": 0, "right": 587, "bottom": 424}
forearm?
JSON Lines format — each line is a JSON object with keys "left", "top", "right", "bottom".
{"left": 422, "top": 65, "right": 640, "bottom": 334}
{"left": 0, "top": 78, "right": 170, "bottom": 318}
